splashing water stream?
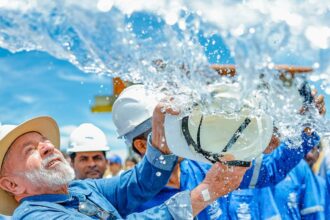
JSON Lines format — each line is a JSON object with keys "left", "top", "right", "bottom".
{"left": 0, "top": 0, "right": 330, "bottom": 147}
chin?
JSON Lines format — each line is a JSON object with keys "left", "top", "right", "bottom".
{"left": 87, "top": 174, "right": 101, "bottom": 179}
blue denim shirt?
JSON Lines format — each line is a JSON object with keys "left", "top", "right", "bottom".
{"left": 135, "top": 159, "right": 228, "bottom": 220}
{"left": 13, "top": 143, "right": 194, "bottom": 220}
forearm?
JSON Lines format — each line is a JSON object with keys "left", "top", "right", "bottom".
{"left": 240, "top": 131, "right": 320, "bottom": 188}
{"left": 190, "top": 182, "right": 230, "bottom": 216}
{"left": 126, "top": 190, "right": 194, "bottom": 220}
{"left": 190, "top": 183, "right": 214, "bottom": 216}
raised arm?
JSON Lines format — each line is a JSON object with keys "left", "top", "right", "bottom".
{"left": 240, "top": 131, "right": 320, "bottom": 188}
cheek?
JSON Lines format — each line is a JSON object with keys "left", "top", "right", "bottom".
{"left": 54, "top": 149, "right": 63, "bottom": 156}
{"left": 73, "top": 161, "right": 85, "bottom": 170}
{"left": 96, "top": 161, "right": 107, "bottom": 168}
{"left": 25, "top": 153, "right": 42, "bottom": 170}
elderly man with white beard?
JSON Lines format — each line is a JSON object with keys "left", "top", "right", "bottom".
{"left": 0, "top": 108, "right": 248, "bottom": 219}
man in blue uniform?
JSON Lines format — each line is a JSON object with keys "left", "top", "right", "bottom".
{"left": 271, "top": 159, "right": 323, "bottom": 220}
{"left": 319, "top": 138, "right": 330, "bottom": 219}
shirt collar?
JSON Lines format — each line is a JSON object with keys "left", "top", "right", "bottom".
{"left": 20, "top": 181, "right": 92, "bottom": 204}
{"left": 20, "top": 193, "right": 72, "bottom": 204}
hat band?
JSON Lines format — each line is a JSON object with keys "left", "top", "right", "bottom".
{"left": 181, "top": 115, "right": 252, "bottom": 167}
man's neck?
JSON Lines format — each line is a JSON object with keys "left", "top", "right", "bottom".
{"left": 166, "top": 162, "right": 181, "bottom": 189}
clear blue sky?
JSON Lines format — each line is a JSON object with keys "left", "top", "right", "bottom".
{"left": 0, "top": 48, "right": 129, "bottom": 158}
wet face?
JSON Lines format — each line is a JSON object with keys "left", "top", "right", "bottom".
{"left": 0, "top": 132, "right": 75, "bottom": 197}
{"left": 304, "top": 146, "right": 320, "bottom": 167}
{"left": 72, "top": 151, "right": 107, "bottom": 179}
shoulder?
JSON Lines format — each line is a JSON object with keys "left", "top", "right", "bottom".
{"left": 13, "top": 201, "right": 77, "bottom": 220}
{"left": 316, "top": 175, "right": 326, "bottom": 187}
{"left": 292, "top": 160, "right": 310, "bottom": 175}
{"left": 69, "top": 179, "right": 101, "bottom": 193}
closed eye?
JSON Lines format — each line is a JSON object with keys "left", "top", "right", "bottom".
{"left": 23, "top": 145, "right": 35, "bottom": 156}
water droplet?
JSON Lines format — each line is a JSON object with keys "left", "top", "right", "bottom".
{"left": 156, "top": 171, "right": 162, "bottom": 177}
{"left": 313, "top": 62, "right": 320, "bottom": 69}
{"left": 249, "top": 28, "right": 255, "bottom": 34}
{"left": 325, "top": 86, "right": 330, "bottom": 95}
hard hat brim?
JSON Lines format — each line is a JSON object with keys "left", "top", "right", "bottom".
{"left": 164, "top": 114, "right": 212, "bottom": 164}
{"left": 164, "top": 111, "right": 274, "bottom": 164}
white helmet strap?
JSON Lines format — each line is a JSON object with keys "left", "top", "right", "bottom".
{"left": 181, "top": 115, "right": 252, "bottom": 167}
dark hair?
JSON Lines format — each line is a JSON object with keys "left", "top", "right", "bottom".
{"left": 70, "top": 151, "right": 106, "bottom": 162}
{"left": 131, "top": 128, "right": 152, "bottom": 156}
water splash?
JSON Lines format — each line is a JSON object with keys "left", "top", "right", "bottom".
{"left": 0, "top": 0, "right": 329, "bottom": 147}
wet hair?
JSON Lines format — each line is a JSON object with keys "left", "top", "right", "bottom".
{"left": 70, "top": 151, "right": 106, "bottom": 162}
{"left": 131, "top": 128, "right": 152, "bottom": 156}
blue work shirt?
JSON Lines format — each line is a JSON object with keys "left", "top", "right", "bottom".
{"left": 315, "top": 175, "right": 327, "bottom": 220}
{"left": 12, "top": 144, "right": 195, "bottom": 220}
{"left": 319, "top": 152, "right": 330, "bottom": 219}
{"left": 240, "top": 132, "right": 320, "bottom": 188}
{"left": 325, "top": 171, "right": 330, "bottom": 219}
{"left": 136, "top": 159, "right": 227, "bottom": 220}
{"left": 134, "top": 132, "right": 319, "bottom": 220}
{"left": 271, "top": 160, "right": 324, "bottom": 220}
{"left": 227, "top": 187, "right": 280, "bottom": 220}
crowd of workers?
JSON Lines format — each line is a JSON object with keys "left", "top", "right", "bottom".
{"left": 0, "top": 83, "right": 329, "bottom": 220}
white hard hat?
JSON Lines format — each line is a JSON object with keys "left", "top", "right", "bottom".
{"left": 67, "top": 123, "right": 109, "bottom": 153}
{"left": 112, "top": 85, "right": 158, "bottom": 145}
{"left": 164, "top": 83, "right": 274, "bottom": 166}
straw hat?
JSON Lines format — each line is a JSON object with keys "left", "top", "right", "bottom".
{"left": 0, "top": 116, "right": 60, "bottom": 216}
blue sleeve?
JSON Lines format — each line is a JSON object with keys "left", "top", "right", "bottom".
{"left": 126, "top": 191, "right": 193, "bottom": 220}
{"left": 94, "top": 135, "right": 178, "bottom": 217}
{"left": 240, "top": 132, "right": 320, "bottom": 188}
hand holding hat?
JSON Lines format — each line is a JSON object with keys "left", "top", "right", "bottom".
{"left": 312, "top": 89, "right": 326, "bottom": 115}
{"left": 152, "top": 101, "right": 179, "bottom": 155}
{"left": 190, "top": 155, "right": 248, "bottom": 216}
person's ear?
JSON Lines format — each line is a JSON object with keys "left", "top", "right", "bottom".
{"left": 133, "top": 139, "right": 147, "bottom": 156}
{"left": 0, "top": 176, "right": 25, "bottom": 195}
{"left": 263, "top": 134, "right": 280, "bottom": 154}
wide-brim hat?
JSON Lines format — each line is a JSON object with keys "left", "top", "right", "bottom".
{"left": 0, "top": 116, "right": 60, "bottom": 216}
{"left": 164, "top": 107, "right": 273, "bottom": 166}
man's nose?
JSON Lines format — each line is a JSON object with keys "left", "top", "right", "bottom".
{"left": 87, "top": 159, "right": 97, "bottom": 167}
{"left": 39, "top": 142, "right": 55, "bottom": 158}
